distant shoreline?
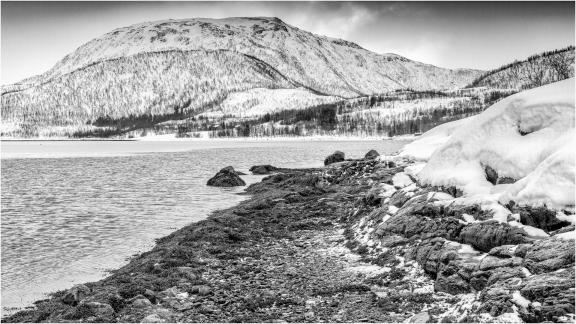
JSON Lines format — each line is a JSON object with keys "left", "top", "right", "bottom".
{"left": 0, "top": 139, "right": 138, "bottom": 142}
{"left": 1, "top": 135, "right": 417, "bottom": 142}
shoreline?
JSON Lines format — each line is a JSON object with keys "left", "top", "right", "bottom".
{"left": 4, "top": 156, "right": 574, "bottom": 323}
{"left": 0, "top": 134, "right": 418, "bottom": 142}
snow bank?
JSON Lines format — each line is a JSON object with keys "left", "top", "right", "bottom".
{"left": 406, "top": 78, "right": 575, "bottom": 210}
{"left": 399, "top": 116, "right": 475, "bottom": 161}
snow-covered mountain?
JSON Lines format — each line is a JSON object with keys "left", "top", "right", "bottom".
{"left": 1, "top": 17, "right": 482, "bottom": 138}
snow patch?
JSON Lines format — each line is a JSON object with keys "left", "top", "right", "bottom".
{"left": 392, "top": 172, "right": 414, "bottom": 188}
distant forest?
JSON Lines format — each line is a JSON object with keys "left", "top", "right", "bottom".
{"left": 136, "top": 89, "right": 504, "bottom": 139}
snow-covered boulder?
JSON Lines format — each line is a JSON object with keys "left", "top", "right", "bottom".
{"left": 405, "top": 78, "right": 575, "bottom": 210}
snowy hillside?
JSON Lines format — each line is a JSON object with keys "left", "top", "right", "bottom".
{"left": 467, "top": 46, "right": 574, "bottom": 90}
{"left": 401, "top": 78, "right": 575, "bottom": 211}
{"left": 20, "top": 17, "right": 480, "bottom": 95}
{"left": 1, "top": 17, "right": 482, "bottom": 138}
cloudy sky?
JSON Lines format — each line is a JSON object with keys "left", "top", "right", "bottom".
{"left": 1, "top": 1, "right": 574, "bottom": 84}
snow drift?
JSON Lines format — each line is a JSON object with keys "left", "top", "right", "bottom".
{"left": 402, "top": 78, "right": 575, "bottom": 210}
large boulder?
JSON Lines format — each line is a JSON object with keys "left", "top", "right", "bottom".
{"left": 249, "top": 165, "right": 279, "bottom": 175}
{"left": 523, "top": 238, "right": 575, "bottom": 274}
{"left": 458, "top": 221, "right": 530, "bottom": 252}
{"left": 364, "top": 149, "right": 380, "bottom": 160}
{"left": 324, "top": 151, "right": 345, "bottom": 166}
{"left": 514, "top": 205, "right": 572, "bottom": 232}
{"left": 207, "top": 166, "right": 246, "bottom": 187}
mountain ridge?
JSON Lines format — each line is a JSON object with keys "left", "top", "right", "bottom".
{"left": 6, "top": 17, "right": 481, "bottom": 92}
{"left": 2, "top": 16, "right": 485, "bottom": 137}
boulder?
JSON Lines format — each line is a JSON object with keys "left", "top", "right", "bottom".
{"left": 364, "top": 149, "right": 380, "bottom": 160}
{"left": 141, "top": 314, "right": 168, "bottom": 323}
{"left": 80, "top": 301, "right": 115, "bottom": 318}
{"left": 435, "top": 272, "right": 471, "bottom": 294}
{"left": 458, "top": 221, "right": 531, "bottom": 252}
{"left": 409, "top": 312, "right": 430, "bottom": 323}
{"left": 131, "top": 297, "right": 152, "bottom": 308}
{"left": 484, "top": 165, "right": 499, "bottom": 185}
{"left": 479, "top": 256, "right": 522, "bottom": 271}
{"left": 488, "top": 245, "right": 518, "bottom": 258}
{"left": 523, "top": 238, "right": 575, "bottom": 274}
{"left": 520, "top": 268, "right": 575, "bottom": 321}
{"left": 207, "top": 166, "right": 246, "bottom": 187}
{"left": 62, "top": 284, "right": 91, "bottom": 306}
{"left": 388, "top": 190, "right": 411, "bottom": 208}
{"left": 324, "top": 151, "right": 345, "bottom": 166}
{"left": 249, "top": 165, "right": 279, "bottom": 175}
{"left": 514, "top": 205, "right": 572, "bottom": 232}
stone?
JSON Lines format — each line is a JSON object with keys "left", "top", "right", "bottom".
{"left": 324, "top": 151, "right": 345, "bottom": 166}
{"left": 175, "top": 266, "right": 198, "bottom": 281}
{"left": 198, "top": 286, "right": 211, "bottom": 296}
{"left": 81, "top": 301, "right": 115, "bottom": 318}
{"left": 409, "top": 312, "right": 430, "bottom": 323}
{"left": 389, "top": 190, "right": 410, "bottom": 208}
{"left": 486, "top": 267, "right": 528, "bottom": 286}
{"left": 523, "top": 238, "right": 575, "bottom": 274}
{"left": 497, "top": 177, "right": 516, "bottom": 184}
{"left": 488, "top": 245, "right": 518, "bottom": 258}
{"left": 249, "top": 165, "right": 279, "bottom": 175}
{"left": 435, "top": 272, "right": 471, "bottom": 294}
{"left": 378, "top": 200, "right": 463, "bottom": 241}
{"left": 207, "top": 166, "right": 246, "bottom": 187}
{"left": 520, "top": 268, "right": 575, "bottom": 321}
{"left": 62, "top": 284, "right": 91, "bottom": 306}
{"left": 515, "top": 206, "right": 572, "bottom": 232}
{"left": 141, "top": 314, "right": 167, "bottom": 323}
{"left": 190, "top": 285, "right": 211, "bottom": 295}
{"left": 304, "top": 311, "right": 315, "bottom": 321}
{"left": 484, "top": 165, "right": 498, "bottom": 185}
{"left": 132, "top": 297, "right": 152, "bottom": 308}
{"left": 364, "top": 149, "right": 380, "bottom": 160}
{"left": 458, "top": 221, "right": 530, "bottom": 252}
{"left": 479, "top": 256, "right": 522, "bottom": 271}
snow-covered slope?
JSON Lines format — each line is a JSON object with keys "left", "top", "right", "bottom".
{"left": 1, "top": 17, "right": 482, "bottom": 137}
{"left": 22, "top": 17, "right": 480, "bottom": 95}
{"left": 467, "top": 46, "right": 574, "bottom": 90}
{"left": 402, "top": 78, "right": 575, "bottom": 210}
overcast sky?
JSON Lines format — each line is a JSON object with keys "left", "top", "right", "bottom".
{"left": 1, "top": 1, "right": 574, "bottom": 84}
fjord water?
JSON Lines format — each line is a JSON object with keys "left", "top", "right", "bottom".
{"left": 0, "top": 139, "right": 408, "bottom": 312}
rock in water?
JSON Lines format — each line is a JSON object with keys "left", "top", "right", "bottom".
{"left": 324, "top": 151, "right": 345, "bottom": 166}
{"left": 364, "top": 149, "right": 380, "bottom": 159}
{"left": 207, "top": 166, "right": 246, "bottom": 187}
{"left": 249, "top": 165, "right": 279, "bottom": 175}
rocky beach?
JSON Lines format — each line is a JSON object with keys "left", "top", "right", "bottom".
{"left": 4, "top": 150, "right": 574, "bottom": 323}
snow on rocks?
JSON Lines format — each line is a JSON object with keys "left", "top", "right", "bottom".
{"left": 392, "top": 172, "right": 414, "bottom": 188}
{"left": 414, "top": 78, "right": 574, "bottom": 210}
{"left": 398, "top": 78, "right": 575, "bottom": 241}
{"left": 399, "top": 116, "right": 475, "bottom": 161}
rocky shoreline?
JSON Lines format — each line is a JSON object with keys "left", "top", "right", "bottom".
{"left": 4, "top": 154, "right": 575, "bottom": 323}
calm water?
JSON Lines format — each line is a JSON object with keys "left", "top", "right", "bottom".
{"left": 0, "top": 139, "right": 409, "bottom": 312}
